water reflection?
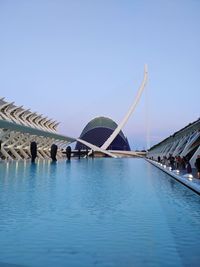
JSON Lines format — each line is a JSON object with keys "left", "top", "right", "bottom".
{"left": 0, "top": 159, "right": 199, "bottom": 267}
{"left": 29, "top": 162, "right": 37, "bottom": 177}
{"left": 169, "top": 176, "right": 176, "bottom": 189}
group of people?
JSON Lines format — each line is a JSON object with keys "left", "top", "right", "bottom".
{"left": 195, "top": 155, "right": 200, "bottom": 179}
{"left": 156, "top": 154, "right": 200, "bottom": 179}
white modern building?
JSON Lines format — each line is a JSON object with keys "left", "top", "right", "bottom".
{"left": 0, "top": 97, "right": 75, "bottom": 160}
{"left": 147, "top": 118, "right": 200, "bottom": 168}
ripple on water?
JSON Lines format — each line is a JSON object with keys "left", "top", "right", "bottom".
{"left": 0, "top": 158, "right": 200, "bottom": 267}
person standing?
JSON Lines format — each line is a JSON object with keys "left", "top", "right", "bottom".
{"left": 195, "top": 155, "right": 200, "bottom": 179}
{"left": 168, "top": 154, "right": 175, "bottom": 170}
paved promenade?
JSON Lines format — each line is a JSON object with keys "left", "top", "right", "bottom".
{"left": 146, "top": 159, "right": 200, "bottom": 195}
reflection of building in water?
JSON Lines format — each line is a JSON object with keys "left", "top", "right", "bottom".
{"left": 76, "top": 117, "right": 131, "bottom": 151}
{"left": 0, "top": 98, "right": 75, "bottom": 160}
{"left": 147, "top": 118, "right": 200, "bottom": 167}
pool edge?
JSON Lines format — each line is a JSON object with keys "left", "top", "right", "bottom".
{"left": 146, "top": 159, "right": 200, "bottom": 196}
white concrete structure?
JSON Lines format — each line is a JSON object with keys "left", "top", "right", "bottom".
{"left": 147, "top": 118, "right": 200, "bottom": 168}
{"left": 0, "top": 98, "right": 58, "bottom": 132}
{"left": 0, "top": 98, "right": 75, "bottom": 160}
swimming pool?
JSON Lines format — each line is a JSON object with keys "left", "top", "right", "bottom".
{"left": 0, "top": 158, "right": 200, "bottom": 267}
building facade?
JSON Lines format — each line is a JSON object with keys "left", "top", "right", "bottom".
{"left": 147, "top": 118, "right": 200, "bottom": 167}
{"left": 0, "top": 98, "right": 75, "bottom": 160}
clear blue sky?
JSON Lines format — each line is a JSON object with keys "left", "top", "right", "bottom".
{"left": 0, "top": 0, "right": 199, "bottom": 149}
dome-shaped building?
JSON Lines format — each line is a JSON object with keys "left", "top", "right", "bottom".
{"left": 75, "top": 116, "right": 130, "bottom": 151}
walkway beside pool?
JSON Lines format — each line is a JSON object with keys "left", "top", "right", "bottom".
{"left": 146, "top": 159, "right": 200, "bottom": 195}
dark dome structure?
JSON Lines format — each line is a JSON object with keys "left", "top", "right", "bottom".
{"left": 75, "top": 116, "right": 130, "bottom": 151}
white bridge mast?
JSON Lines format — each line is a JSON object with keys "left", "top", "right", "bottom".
{"left": 101, "top": 64, "right": 148, "bottom": 150}
{"left": 86, "top": 64, "right": 148, "bottom": 157}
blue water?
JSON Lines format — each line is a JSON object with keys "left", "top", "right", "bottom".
{"left": 0, "top": 158, "right": 200, "bottom": 267}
